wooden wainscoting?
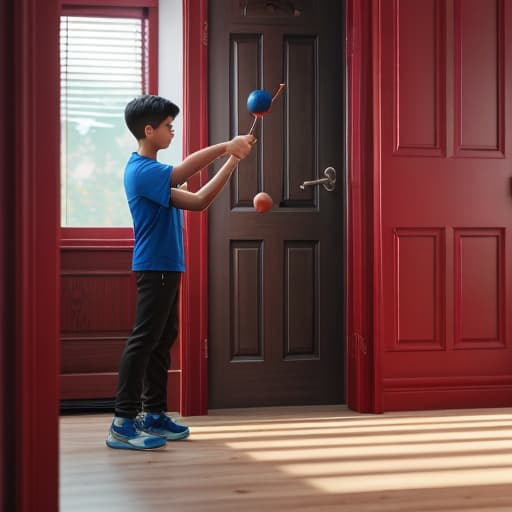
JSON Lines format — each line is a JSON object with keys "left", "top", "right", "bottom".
{"left": 60, "top": 244, "right": 181, "bottom": 411}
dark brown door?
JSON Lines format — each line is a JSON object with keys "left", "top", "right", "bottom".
{"left": 208, "top": 0, "right": 345, "bottom": 408}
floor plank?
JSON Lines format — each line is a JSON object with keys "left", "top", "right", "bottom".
{"left": 60, "top": 405, "right": 512, "bottom": 511}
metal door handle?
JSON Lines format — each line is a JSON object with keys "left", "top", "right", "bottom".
{"left": 300, "top": 167, "right": 336, "bottom": 192}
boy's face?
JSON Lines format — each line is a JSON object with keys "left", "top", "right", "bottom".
{"left": 145, "top": 116, "right": 175, "bottom": 149}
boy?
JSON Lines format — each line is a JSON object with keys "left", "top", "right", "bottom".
{"left": 106, "top": 95, "right": 255, "bottom": 450}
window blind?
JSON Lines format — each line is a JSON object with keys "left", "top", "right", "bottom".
{"left": 60, "top": 14, "right": 148, "bottom": 227}
{"left": 60, "top": 16, "right": 146, "bottom": 133}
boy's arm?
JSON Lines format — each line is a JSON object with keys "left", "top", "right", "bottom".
{"left": 170, "top": 155, "right": 240, "bottom": 211}
{"left": 171, "top": 135, "right": 255, "bottom": 186}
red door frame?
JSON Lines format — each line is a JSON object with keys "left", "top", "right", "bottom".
{"left": 345, "top": 0, "right": 381, "bottom": 413}
{"left": 370, "top": 0, "right": 383, "bottom": 413}
{"left": 345, "top": 0, "right": 379, "bottom": 413}
{"left": 2, "top": 0, "right": 61, "bottom": 510}
{"left": 180, "top": 0, "right": 378, "bottom": 415}
{"left": 181, "top": 0, "right": 210, "bottom": 416}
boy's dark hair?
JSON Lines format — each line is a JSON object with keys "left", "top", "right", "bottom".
{"left": 124, "top": 95, "right": 180, "bottom": 140}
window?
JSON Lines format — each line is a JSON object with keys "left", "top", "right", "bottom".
{"left": 60, "top": 7, "right": 153, "bottom": 227}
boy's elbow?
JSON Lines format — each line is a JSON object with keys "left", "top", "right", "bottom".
{"left": 187, "top": 195, "right": 210, "bottom": 211}
{"left": 193, "top": 192, "right": 215, "bottom": 211}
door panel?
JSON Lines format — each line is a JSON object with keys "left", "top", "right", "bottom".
{"left": 379, "top": 0, "right": 512, "bottom": 409}
{"left": 208, "top": 0, "right": 345, "bottom": 408}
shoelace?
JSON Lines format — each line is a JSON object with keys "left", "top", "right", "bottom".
{"left": 146, "top": 413, "right": 167, "bottom": 428}
{"left": 142, "top": 412, "right": 179, "bottom": 429}
{"left": 160, "top": 414, "right": 188, "bottom": 432}
{"left": 159, "top": 415, "right": 176, "bottom": 429}
{"left": 113, "top": 418, "right": 139, "bottom": 438}
{"left": 134, "top": 412, "right": 145, "bottom": 430}
{"left": 136, "top": 411, "right": 165, "bottom": 427}
{"left": 138, "top": 412, "right": 185, "bottom": 432}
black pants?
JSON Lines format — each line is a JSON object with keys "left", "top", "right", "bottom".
{"left": 114, "top": 271, "right": 181, "bottom": 418}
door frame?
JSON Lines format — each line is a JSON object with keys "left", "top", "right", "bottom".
{"left": 4, "top": 0, "right": 61, "bottom": 510}
{"left": 180, "top": 0, "right": 210, "bottom": 416}
{"left": 345, "top": 0, "right": 380, "bottom": 413}
{"left": 181, "top": 0, "right": 378, "bottom": 415}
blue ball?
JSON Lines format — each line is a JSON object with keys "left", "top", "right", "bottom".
{"left": 247, "top": 89, "right": 272, "bottom": 114}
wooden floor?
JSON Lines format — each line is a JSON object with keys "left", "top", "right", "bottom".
{"left": 60, "top": 405, "right": 512, "bottom": 511}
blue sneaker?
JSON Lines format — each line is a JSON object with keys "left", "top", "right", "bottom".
{"left": 106, "top": 417, "right": 167, "bottom": 451}
{"left": 141, "top": 412, "right": 190, "bottom": 441}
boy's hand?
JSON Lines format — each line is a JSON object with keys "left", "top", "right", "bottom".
{"left": 226, "top": 135, "right": 256, "bottom": 160}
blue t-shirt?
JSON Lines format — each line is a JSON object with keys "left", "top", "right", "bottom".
{"left": 124, "top": 152, "right": 184, "bottom": 272}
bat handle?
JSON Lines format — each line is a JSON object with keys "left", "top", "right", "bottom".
{"left": 248, "top": 115, "right": 259, "bottom": 135}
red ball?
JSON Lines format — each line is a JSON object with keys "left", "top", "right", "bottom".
{"left": 253, "top": 192, "right": 273, "bottom": 213}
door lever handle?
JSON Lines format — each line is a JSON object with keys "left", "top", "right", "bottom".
{"left": 300, "top": 167, "right": 336, "bottom": 191}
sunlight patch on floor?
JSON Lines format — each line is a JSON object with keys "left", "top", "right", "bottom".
{"left": 306, "top": 467, "right": 512, "bottom": 494}
{"left": 229, "top": 439, "right": 512, "bottom": 460}
{"left": 221, "top": 428, "right": 512, "bottom": 448}
{"left": 215, "top": 412, "right": 512, "bottom": 494}
{"left": 190, "top": 412, "right": 512, "bottom": 433}
{"left": 282, "top": 453, "right": 512, "bottom": 475}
